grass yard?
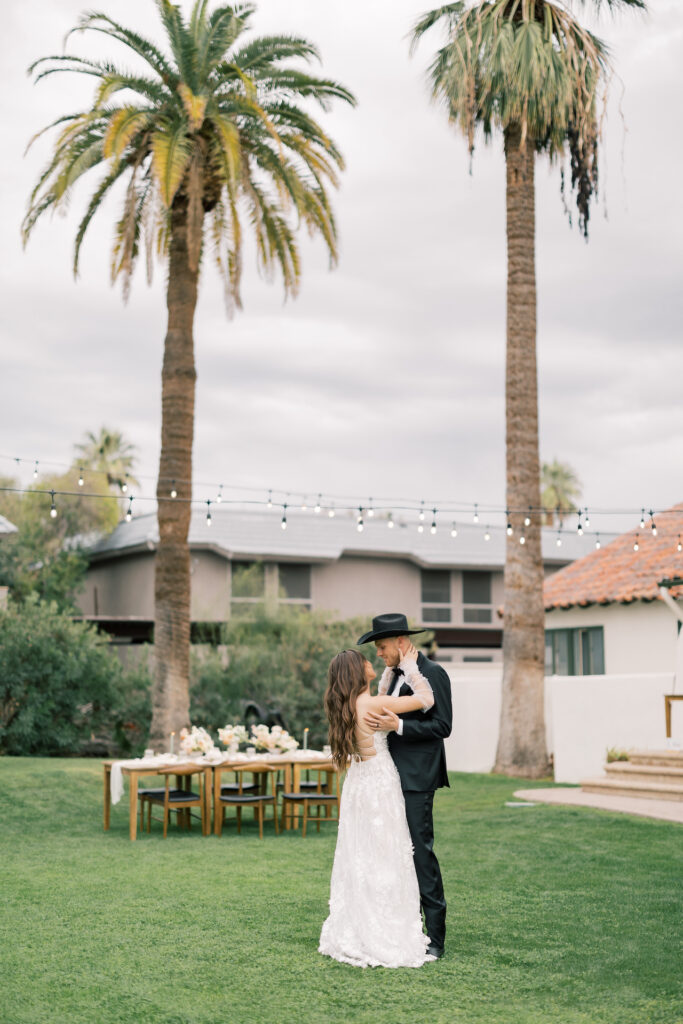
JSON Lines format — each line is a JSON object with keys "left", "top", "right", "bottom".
{"left": 0, "top": 758, "right": 681, "bottom": 1024}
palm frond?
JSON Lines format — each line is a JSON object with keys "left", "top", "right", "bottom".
{"left": 151, "top": 122, "right": 193, "bottom": 206}
{"left": 103, "top": 107, "right": 153, "bottom": 161}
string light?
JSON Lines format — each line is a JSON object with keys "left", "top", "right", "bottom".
{"left": 125, "top": 497, "right": 133, "bottom": 523}
{"left": 121, "top": 474, "right": 128, "bottom": 494}
{"left": 430, "top": 509, "right": 437, "bottom": 535}
{"left": 640, "top": 509, "right": 646, "bottom": 529}
{"left": 506, "top": 511, "right": 513, "bottom": 537}
{"left": 387, "top": 512, "right": 394, "bottom": 529}
{"left": 519, "top": 533, "right": 526, "bottom": 545}
{"left": 357, "top": 507, "right": 364, "bottom": 532}
{"left": 650, "top": 510, "right": 657, "bottom": 537}
{"left": 367, "top": 499, "right": 374, "bottom": 518}
{"left": 417, "top": 521, "right": 424, "bottom": 534}
{"left": 78, "top": 468, "right": 84, "bottom": 487}
{"left": 206, "top": 500, "right": 212, "bottom": 526}
{"left": 49, "top": 490, "right": 57, "bottom": 518}
{"left": 281, "top": 504, "right": 287, "bottom": 530}
{"left": 678, "top": 535, "right": 682, "bottom": 553}
{"left": 328, "top": 505, "right": 335, "bottom": 519}
{"left": 484, "top": 526, "right": 491, "bottom": 541}
{"left": 418, "top": 501, "right": 425, "bottom": 523}
{"left": 577, "top": 513, "right": 583, "bottom": 536}
{"left": 450, "top": 522, "right": 458, "bottom": 538}
{"left": 524, "top": 507, "right": 531, "bottom": 527}
{"left": 216, "top": 484, "right": 223, "bottom": 504}
{"left": 633, "top": 534, "right": 639, "bottom": 552}
{"left": 170, "top": 481, "right": 177, "bottom": 499}
{"left": 595, "top": 533, "right": 601, "bottom": 550}
{"left": 267, "top": 490, "right": 273, "bottom": 510}
{"left": 315, "top": 494, "right": 322, "bottom": 514}
{"left": 556, "top": 530, "right": 562, "bottom": 547}
{"left": 473, "top": 503, "right": 479, "bottom": 524}
{"left": 584, "top": 508, "right": 591, "bottom": 528}
{"left": 33, "top": 461, "right": 39, "bottom": 479}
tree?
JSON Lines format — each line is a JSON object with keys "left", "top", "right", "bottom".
{"left": 411, "top": 0, "right": 644, "bottom": 777}
{"left": 74, "top": 427, "right": 140, "bottom": 494}
{"left": 23, "top": 1, "right": 355, "bottom": 750}
{"left": 541, "top": 458, "right": 582, "bottom": 526}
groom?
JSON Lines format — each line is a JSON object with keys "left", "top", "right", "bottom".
{"left": 358, "top": 612, "right": 452, "bottom": 960}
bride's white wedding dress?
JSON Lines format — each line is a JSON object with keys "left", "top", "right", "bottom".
{"left": 318, "top": 728, "right": 432, "bottom": 968}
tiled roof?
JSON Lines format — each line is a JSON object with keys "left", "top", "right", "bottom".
{"left": 87, "top": 506, "right": 603, "bottom": 570}
{"left": 544, "top": 503, "right": 683, "bottom": 609}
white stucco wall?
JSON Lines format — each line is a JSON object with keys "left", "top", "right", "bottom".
{"left": 312, "top": 556, "right": 420, "bottom": 621}
{"left": 440, "top": 665, "right": 681, "bottom": 782}
{"left": 545, "top": 599, "right": 680, "bottom": 675}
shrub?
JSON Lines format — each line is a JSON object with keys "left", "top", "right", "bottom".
{"left": 0, "top": 595, "right": 123, "bottom": 755}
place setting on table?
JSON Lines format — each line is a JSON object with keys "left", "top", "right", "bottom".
{"left": 103, "top": 723, "right": 334, "bottom": 840}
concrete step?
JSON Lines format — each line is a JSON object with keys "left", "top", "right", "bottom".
{"left": 605, "top": 762, "right": 683, "bottom": 786}
{"left": 581, "top": 777, "right": 683, "bottom": 802}
{"left": 627, "top": 749, "right": 683, "bottom": 768}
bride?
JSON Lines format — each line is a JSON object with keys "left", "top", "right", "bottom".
{"left": 318, "top": 644, "right": 435, "bottom": 968}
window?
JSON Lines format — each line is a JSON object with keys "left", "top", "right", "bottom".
{"left": 462, "top": 571, "right": 492, "bottom": 624}
{"left": 230, "top": 561, "right": 264, "bottom": 616}
{"left": 421, "top": 570, "right": 451, "bottom": 623}
{"left": 545, "top": 627, "right": 605, "bottom": 675}
{"left": 278, "top": 564, "right": 311, "bottom": 610}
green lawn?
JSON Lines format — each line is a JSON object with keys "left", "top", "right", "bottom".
{"left": 0, "top": 759, "right": 681, "bottom": 1024}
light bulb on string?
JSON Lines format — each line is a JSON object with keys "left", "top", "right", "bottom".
{"left": 506, "top": 511, "right": 513, "bottom": 537}
{"left": 387, "top": 512, "right": 394, "bottom": 529}
{"left": 328, "top": 505, "right": 335, "bottom": 518}
{"left": 473, "top": 503, "right": 479, "bottom": 524}
{"left": 417, "top": 522, "right": 424, "bottom": 534}
{"left": 418, "top": 501, "right": 425, "bottom": 523}
{"left": 125, "top": 497, "right": 133, "bottom": 523}
{"left": 519, "top": 534, "right": 526, "bottom": 545}
{"left": 49, "top": 490, "right": 57, "bottom": 518}
{"left": 78, "top": 468, "right": 84, "bottom": 487}
{"left": 170, "top": 481, "right": 177, "bottom": 499}
{"left": 430, "top": 509, "right": 437, "bottom": 535}
{"left": 33, "top": 461, "right": 39, "bottom": 479}
{"left": 633, "top": 534, "right": 639, "bottom": 552}
{"left": 367, "top": 499, "right": 374, "bottom": 518}
{"left": 450, "top": 522, "right": 458, "bottom": 538}
{"left": 524, "top": 506, "right": 531, "bottom": 527}
{"left": 577, "top": 513, "right": 583, "bottom": 536}
{"left": 357, "top": 508, "right": 364, "bottom": 533}
{"left": 267, "top": 489, "right": 273, "bottom": 510}
{"left": 640, "top": 509, "right": 645, "bottom": 529}
{"left": 216, "top": 485, "right": 223, "bottom": 504}
{"left": 584, "top": 508, "right": 590, "bottom": 528}
{"left": 484, "top": 526, "right": 491, "bottom": 541}
{"left": 121, "top": 474, "right": 128, "bottom": 494}
{"left": 556, "top": 530, "right": 562, "bottom": 548}
{"left": 650, "top": 510, "right": 657, "bottom": 537}
{"left": 678, "top": 535, "right": 682, "bottom": 553}
{"left": 315, "top": 494, "right": 322, "bottom": 514}
{"left": 206, "top": 501, "right": 212, "bottom": 527}
{"left": 281, "top": 504, "right": 288, "bottom": 530}
{"left": 595, "top": 534, "right": 601, "bottom": 550}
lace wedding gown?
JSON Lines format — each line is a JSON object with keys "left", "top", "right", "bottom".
{"left": 318, "top": 728, "right": 432, "bottom": 968}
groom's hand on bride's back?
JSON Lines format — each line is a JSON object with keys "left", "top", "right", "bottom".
{"left": 364, "top": 708, "right": 400, "bottom": 732}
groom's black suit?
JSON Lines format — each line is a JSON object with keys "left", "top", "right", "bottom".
{"left": 387, "top": 651, "right": 452, "bottom": 951}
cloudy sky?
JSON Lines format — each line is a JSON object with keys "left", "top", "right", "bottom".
{"left": 1, "top": 0, "right": 681, "bottom": 535}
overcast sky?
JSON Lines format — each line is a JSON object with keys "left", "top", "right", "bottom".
{"left": 1, "top": 0, "right": 681, "bottom": 536}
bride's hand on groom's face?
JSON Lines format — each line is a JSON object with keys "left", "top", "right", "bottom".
{"left": 399, "top": 641, "right": 418, "bottom": 664}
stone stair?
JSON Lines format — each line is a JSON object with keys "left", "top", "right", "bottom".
{"left": 581, "top": 749, "right": 683, "bottom": 802}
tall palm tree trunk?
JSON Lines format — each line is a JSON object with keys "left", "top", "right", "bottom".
{"left": 494, "top": 123, "right": 548, "bottom": 778}
{"left": 149, "top": 192, "right": 199, "bottom": 750}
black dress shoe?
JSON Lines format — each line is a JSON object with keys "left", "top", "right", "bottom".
{"left": 426, "top": 944, "right": 444, "bottom": 959}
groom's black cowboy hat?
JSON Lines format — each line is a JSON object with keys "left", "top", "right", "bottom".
{"left": 357, "top": 613, "right": 425, "bottom": 646}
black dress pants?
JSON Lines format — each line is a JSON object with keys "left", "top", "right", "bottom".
{"left": 403, "top": 790, "right": 447, "bottom": 949}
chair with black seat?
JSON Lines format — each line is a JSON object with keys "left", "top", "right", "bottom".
{"left": 144, "top": 764, "right": 211, "bottom": 838}
{"left": 281, "top": 761, "right": 341, "bottom": 837}
{"left": 214, "top": 763, "right": 280, "bottom": 839}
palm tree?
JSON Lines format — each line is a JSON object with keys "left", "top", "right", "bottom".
{"left": 74, "top": 427, "right": 140, "bottom": 493}
{"left": 541, "top": 458, "right": 582, "bottom": 526}
{"left": 411, "top": 0, "right": 644, "bottom": 777}
{"left": 24, "top": 1, "right": 354, "bottom": 749}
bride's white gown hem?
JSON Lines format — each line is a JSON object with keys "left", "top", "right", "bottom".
{"left": 318, "top": 732, "right": 431, "bottom": 969}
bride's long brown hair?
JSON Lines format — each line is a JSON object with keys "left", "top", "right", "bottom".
{"left": 324, "top": 649, "right": 369, "bottom": 770}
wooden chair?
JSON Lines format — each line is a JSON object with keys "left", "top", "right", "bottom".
{"left": 143, "top": 765, "right": 211, "bottom": 838}
{"left": 281, "top": 761, "right": 341, "bottom": 836}
{"left": 214, "top": 763, "right": 280, "bottom": 839}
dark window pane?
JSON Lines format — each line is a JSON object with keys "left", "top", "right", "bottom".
{"left": 422, "top": 606, "right": 452, "bottom": 623}
{"left": 421, "top": 570, "right": 450, "bottom": 604}
{"left": 462, "top": 571, "right": 492, "bottom": 604}
{"left": 463, "top": 656, "right": 493, "bottom": 663}
{"left": 555, "top": 632, "right": 571, "bottom": 675}
{"left": 589, "top": 629, "right": 605, "bottom": 674}
{"left": 279, "top": 564, "right": 311, "bottom": 600}
{"left": 463, "top": 607, "right": 492, "bottom": 623}
{"left": 544, "top": 634, "right": 554, "bottom": 675}
{"left": 232, "top": 561, "right": 264, "bottom": 599}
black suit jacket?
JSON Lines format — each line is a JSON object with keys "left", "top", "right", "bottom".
{"left": 387, "top": 652, "right": 452, "bottom": 792}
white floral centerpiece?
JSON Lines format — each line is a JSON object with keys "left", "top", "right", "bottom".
{"left": 179, "top": 725, "right": 216, "bottom": 757}
{"left": 251, "top": 724, "right": 299, "bottom": 754}
{"left": 217, "top": 724, "right": 249, "bottom": 750}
